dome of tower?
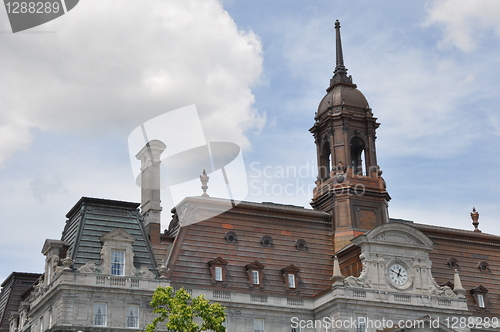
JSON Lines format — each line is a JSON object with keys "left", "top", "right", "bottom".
{"left": 317, "top": 84, "right": 368, "bottom": 116}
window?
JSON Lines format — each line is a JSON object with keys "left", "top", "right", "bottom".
{"left": 291, "top": 327, "right": 301, "bottom": 332}
{"left": 126, "top": 305, "right": 139, "bottom": 328}
{"left": 48, "top": 308, "right": 53, "bottom": 327}
{"left": 281, "top": 264, "right": 300, "bottom": 291}
{"left": 254, "top": 318, "right": 264, "bottom": 332}
{"left": 245, "top": 261, "right": 265, "bottom": 289}
{"left": 260, "top": 235, "right": 273, "bottom": 248}
{"left": 288, "top": 274, "right": 296, "bottom": 288}
{"left": 252, "top": 270, "right": 259, "bottom": 285}
{"left": 94, "top": 303, "right": 107, "bottom": 326}
{"left": 215, "top": 266, "right": 223, "bottom": 281}
{"left": 294, "top": 239, "right": 308, "bottom": 251}
{"left": 477, "top": 294, "right": 485, "bottom": 308}
{"left": 208, "top": 257, "right": 228, "bottom": 285}
{"left": 470, "top": 285, "right": 489, "bottom": 310}
{"left": 111, "top": 250, "right": 125, "bottom": 276}
{"left": 356, "top": 315, "right": 366, "bottom": 332}
{"left": 224, "top": 231, "right": 238, "bottom": 244}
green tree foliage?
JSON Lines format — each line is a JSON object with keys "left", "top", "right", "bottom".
{"left": 145, "top": 286, "right": 226, "bottom": 332}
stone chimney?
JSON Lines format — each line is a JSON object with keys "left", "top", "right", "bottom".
{"left": 135, "top": 139, "right": 166, "bottom": 244}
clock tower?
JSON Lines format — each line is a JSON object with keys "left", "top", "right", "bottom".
{"left": 310, "top": 20, "right": 391, "bottom": 252}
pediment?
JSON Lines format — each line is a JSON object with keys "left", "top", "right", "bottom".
{"left": 281, "top": 264, "right": 300, "bottom": 273}
{"left": 100, "top": 228, "right": 135, "bottom": 243}
{"left": 470, "top": 285, "right": 488, "bottom": 294}
{"left": 353, "top": 222, "right": 434, "bottom": 249}
{"left": 245, "top": 261, "right": 265, "bottom": 270}
{"left": 208, "top": 257, "right": 228, "bottom": 266}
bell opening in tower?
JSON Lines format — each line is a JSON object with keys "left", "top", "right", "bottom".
{"left": 320, "top": 142, "right": 331, "bottom": 180}
{"left": 350, "top": 137, "right": 366, "bottom": 176}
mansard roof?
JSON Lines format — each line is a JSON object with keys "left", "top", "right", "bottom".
{"left": 164, "top": 196, "right": 333, "bottom": 297}
{"left": 0, "top": 272, "right": 41, "bottom": 332}
{"left": 60, "top": 197, "right": 157, "bottom": 273}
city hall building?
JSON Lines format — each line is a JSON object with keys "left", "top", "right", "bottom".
{"left": 1, "top": 21, "right": 499, "bottom": 332}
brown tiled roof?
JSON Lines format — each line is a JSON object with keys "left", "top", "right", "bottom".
{"left": 166, "top": 197, "right": 333, "bottom": 297}
{"left": 413, "top": 223, "right": 500, "bottom": 316}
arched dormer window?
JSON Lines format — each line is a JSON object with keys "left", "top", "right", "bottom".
{"left": 350, "top": 137, "right": 366, "bottom": 175}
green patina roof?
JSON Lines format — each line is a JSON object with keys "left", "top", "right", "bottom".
{"left": 61, "top": 197, "right": 157, "bottom": 274}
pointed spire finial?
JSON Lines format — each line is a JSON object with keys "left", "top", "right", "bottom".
{"left": 200, "top": 169, "right": 209, "bottom": 197}
{"left": 330, "top": 20, "right": 353, "bottom": 87}
{"left": 330, "top": 255, "right": 345, "bottom": 285}
{"left": 453, "top": 269, "right": 466, "bottom": 298}
{"left": 471, "top": 207, "right": 481, "bottom": 232}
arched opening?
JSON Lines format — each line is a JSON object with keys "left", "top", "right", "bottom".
{"left": 320, "top": 142, "right": 331, "bottom": 180}
{"left": 350, "top": 137, "right": 366, "bottom": 175}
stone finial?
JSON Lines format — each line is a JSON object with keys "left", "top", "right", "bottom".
{"left": 330, "top": 255, "right": 345, "bottom": 285}
{"left": 200, "top": 169, "right": 209, "bottom": 197}
{"left": 61, "top": 252, "right": 74, "bottom": 271}
{"left": 471, "top": 207, "right": 481, "bottom": 232}
{"left": 453, "top": 269, "right": 466, "bottom": 298}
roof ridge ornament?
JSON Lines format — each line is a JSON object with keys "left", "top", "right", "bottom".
{"left": 329, "top": 20, "right": 354, "bottom": 88}
{"left": 471, "top": 207, "right": 481, "bottom": 232}
{"left": 200, "top": 169, "right": 209, "bottom": 197}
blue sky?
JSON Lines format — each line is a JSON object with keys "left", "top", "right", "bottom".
{"left": 1, "top": 0, "right": 500, "bottom": 282}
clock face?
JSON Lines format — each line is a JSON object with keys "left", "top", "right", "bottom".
{"left": 389, "top": 263, "right": 408, "bottom": 286}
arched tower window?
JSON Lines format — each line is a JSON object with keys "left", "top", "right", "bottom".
{"left": 320, "top": 141, "right": 331, "bottom": 180}
{"left": 350, "top": 137, "right": 366, "bottom": 175}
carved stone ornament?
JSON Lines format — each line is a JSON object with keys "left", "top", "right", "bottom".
{"left": 430, "top": 277, "right": 457, "bottom": 297}
{"left": 344, "top": 259, "right": 371, "bottom": 288}
{"left": 157, "top": 262, "right": 169, "bottom": 278}
{"left": 78, "top": 261, "right": 100, "bottom": 274}
{"left": 61, "top": 253, "right": 74, "bottom": 271}
{"left": 135, "top": 265, "right": 155, "bottom": 278}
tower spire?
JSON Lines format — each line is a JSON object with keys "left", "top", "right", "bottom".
{"left": 330, "top": 20, "right": 353, "bottom": 86}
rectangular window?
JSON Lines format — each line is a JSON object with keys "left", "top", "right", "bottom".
{"left": 48, "top": 308, "right": 53, "bottom": 327}
{"left": 477, "top": 294, "right": 485, "bottom": 308}
{"left": 94, "top": 303, "right": 107, "bottom": 326}
{"left": 215, "top": 266, "right": 223, "bottom": 281}
{"left": 254, "top": 318, "right": 264, "bottom": 332}
{"left": 111, "top": 250, "right": 125, "bottom": 276}
{"left": 288, "top": 274, "right": 296, "bottom": 288}
{"left": 291, "top": 327, "right": 301, "bottom": 332}
{"left": 126, "top": 305, "right": 139, "bottom": 328}
{"left": 356, "top": 315, "right": 366, "bottom": 332}
{"left": 252, "top": 270, "right": 259, "bottom": 285}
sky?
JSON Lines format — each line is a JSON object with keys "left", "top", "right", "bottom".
{"left": 1, "top": 0, "right": 500, "bottom": 282}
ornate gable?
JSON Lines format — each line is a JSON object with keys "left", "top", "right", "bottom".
{"left": 100, "top": 228, "right": 135, "bottom": 243}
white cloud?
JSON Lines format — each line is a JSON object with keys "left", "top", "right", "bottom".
{"left": 424, "top": 0, "right": 500, "bottom": 51}
{"left": 0, "top": 0, "right": 264, "bottom": 164}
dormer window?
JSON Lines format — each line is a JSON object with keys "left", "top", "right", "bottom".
{"left": 100, "top": 228, "right": 136, "bottom": 276}
{"left": 245, "top": 261, "right": 265, "bottom": 289}
{"left": 261, "top": 235, "right": 273, "bottom": 248}
{"left": 224, "top": 231, "right": 238, "bottom": 244}
{"left": 470, "top": 285, "right": 489, "bottom": 311}
{"left": 208, "top": 257, "right": 228, "bottom": 286}
{"left": 281, "top": 264, "right": 300, "bottom": 292}
{"left": 111, "top": 250, "right": 125, "bottom": 276}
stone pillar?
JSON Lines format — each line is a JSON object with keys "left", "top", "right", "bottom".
{"left": 135, "top": 140, "right": 166, "bottom": 244}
